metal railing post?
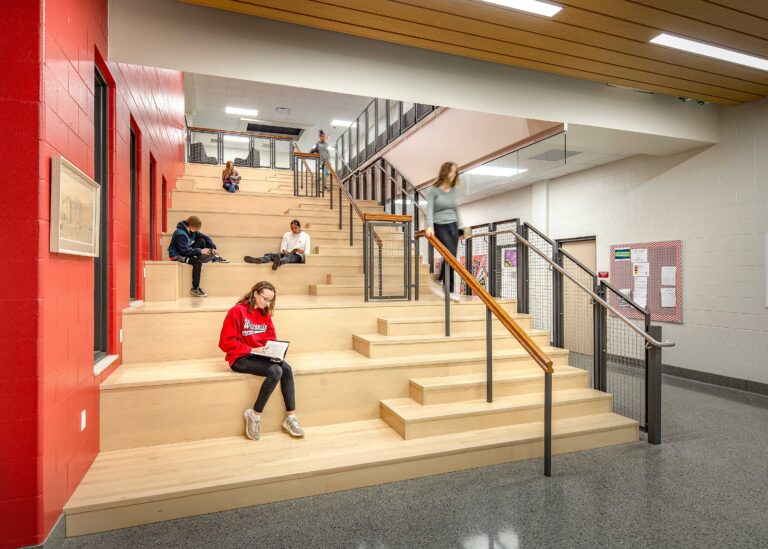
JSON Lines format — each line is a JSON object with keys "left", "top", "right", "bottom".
{"left": 349, "top": 203, "right": 353, "bottom": 246}
{"left": 594, "top": 281, "right": 608, "bottom": 391}
{"left": 552, "top": 243, "right": 565, "bottom": 348}
{"left": 487, "top": 222, "right": 497, "bottom": 297}
{"left": 544, "top": 372, "right": 552, "bottom": 477}
{"left": 444, "top": 269, "right": 451, "bottom": 337}
{"left": 405, "top": 220, "right": 412, "bottom": 301}
{"left": 364, "top": 221, "right": 370, "bottom": 302}
{"left": 380, "top": 158, "right": 386, "bottom": 207}
{"left": 414, "top": 231, "right": 420, "bottom": 301}
{"left": 390, "top": 167, "right": 396, "bottom": 215}
{"left": 486, "top": 308, "right": 493, "bottom": 403}
{"left": 646, "top": 325, "right": 663, "bottom": 445}
{"left": 518, "top": 223, "right": 529, "bottom": 314}
{"left": 401, "top": 179, "right": 407, "bottom": 216}
{"left": 464, "top": 235, "right": 473, "bottom": 297}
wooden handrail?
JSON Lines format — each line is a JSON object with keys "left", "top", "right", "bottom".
{"left": 364, "top": 213, "right": 412, "bottom": 222}
{"left": 294, "top": 152, "right": 321, "bottom": 158}
{"left": 415, "top": 229, "right": 554, "bottom": 374}
{"left": 188, "top": 126, "right": 294, "bottom": 140}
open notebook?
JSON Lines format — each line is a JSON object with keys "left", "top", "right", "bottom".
{"left": 252, "top": 340, "right": 290, "bottom": 361}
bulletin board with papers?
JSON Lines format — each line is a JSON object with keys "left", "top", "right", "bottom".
{"left": 609, "top": 240, "right": 682, "bottom": 323}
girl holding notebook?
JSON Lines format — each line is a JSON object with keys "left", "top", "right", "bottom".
{"left": 218, "top": 280, "right": 304, "bottom": 441}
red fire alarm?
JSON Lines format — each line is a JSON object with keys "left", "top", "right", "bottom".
{"left": 598, "top": 271, "right": 609, "bottom": 279}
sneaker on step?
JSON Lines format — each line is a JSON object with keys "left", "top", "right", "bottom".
{"left": 190, "top": 287, "right": 208, "bottom": 297}
{"left": 243, "top": 409, "right": 261, "bottom": 441}
{"left": 244, "top": 256, "right": 263, "bottom": 264}
{"left": 449, "top": 293, "right": 464, "bottom": 302}
{"left": 282, "top": 416, "right": 305, "bottom": 437}
{"left": 271, "top": 255, "right": 281, "bottom": 271}
{"left": 216, "top": 256, "right": 230, "bottom": 264}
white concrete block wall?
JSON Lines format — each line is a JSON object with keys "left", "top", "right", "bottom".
{"left": 461, "top": 98, "right": 768, "bottom": 384}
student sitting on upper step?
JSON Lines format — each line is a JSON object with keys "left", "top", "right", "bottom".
{"left": 222, "top": 160, "right": 241, "bottom": 193}
{"left": 219, "top": 280, "right": 304, "bottom": 441}
{"left": 168, "top": 215, "right": 230, "bottom": 298}
{"left": 243, "top": 219, "right": 311, "bottom": 271}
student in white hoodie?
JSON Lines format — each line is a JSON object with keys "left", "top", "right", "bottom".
{"left": 244, "top": 220, "right": 311, "bottom": 270}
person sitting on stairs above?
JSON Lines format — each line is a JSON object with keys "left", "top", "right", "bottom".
{"left": 222, "top": 160, "right": 241, "bottom": 193}
{"left": 168, "top": 215, "right": 229, "bottom": 298}
{"left": 243, "top": 219, "right": 311, "bottom": 271}
{"left": 219, "top": 281, "right": 304, "bottom": 441}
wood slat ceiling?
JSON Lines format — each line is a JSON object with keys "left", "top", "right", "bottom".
{"left": 182, "top": 0, "right": 768, "bottom": 105}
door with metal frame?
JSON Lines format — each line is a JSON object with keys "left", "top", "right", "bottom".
{"left": 561, "top": 237, "right": 596, "bottom": 358}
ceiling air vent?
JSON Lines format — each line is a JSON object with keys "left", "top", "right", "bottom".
{"left": 528, "top": 149, "right": 581, "bottom": 162}
{"left": 246, "top": 123, "right": 303, "bottom": 137}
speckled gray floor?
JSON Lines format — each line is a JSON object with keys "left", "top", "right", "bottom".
{"left": 63, "top": 376, "right": 768, "bottom": 549}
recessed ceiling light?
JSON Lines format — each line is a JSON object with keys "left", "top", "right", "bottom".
{"left": 330, "top": 119, "right": 354, "bottom": 127}
{"left": 240, "top": 117, "right": 260, "bottom": 123}
{"left": 650, "top": 33, "right": 768, "bottom": 72}
{"left": 467, "top": 166, "right": 528, "bottom": 177}
{"left": 226, "top": 106, "right": 259, "bottom": 116}
{"left": 480, "top": 0, "right": 562, "bottom": 18}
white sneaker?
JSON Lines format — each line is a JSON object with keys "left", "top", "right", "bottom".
{"left": 449, "top": 293, "right": 463, "bottom": 302}
{"left": 282, "top": 416, "right": 305, "bottom": 437}
{"left": 243, "top": 409, "right": 261, "bottom": 441}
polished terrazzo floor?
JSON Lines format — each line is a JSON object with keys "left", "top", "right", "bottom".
{"left": 63, "top": 375, "right": 768, "bottom": 549}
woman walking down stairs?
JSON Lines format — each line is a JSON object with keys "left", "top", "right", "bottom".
{"left": 62, "top": 163, "right": 638, "bottom": 538}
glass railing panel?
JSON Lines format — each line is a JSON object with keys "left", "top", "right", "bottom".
{"left": 366, "top": 101, "right": 376, "bottom": 157}
{"left": 222, "top": 134, "right": 250, "bottom": 167}
{"left": 356, "top": 112, "right": 366, "bottom": 160}
{"left": 274, "top": 138, "right": 292, "bottom": 169}
{"left": 402, "top": 101, "right": 416, "bottom": 131}
{"left": 250, "top": 137, "right": 271, "bottom": 168}
{"left": 388, "top": 100, "right": 401, "bottom": 141}
{"left": 188, "top": 130, "right": 219, "bottom": 164}
{"left": 376, "top": 98, "right": 387, "bottom": 151}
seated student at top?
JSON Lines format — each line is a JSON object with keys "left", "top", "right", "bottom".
{"left": 218, "top": 281, "right": 304, "bottom": 441}
{"left": 222, "top": 161, "right": 241, "bottom": 193}
{"left": 243, "top": 219, "right": 311, "bottom": 271}
{"left": 168, "top": 215, "right": 229, "bottom": 298}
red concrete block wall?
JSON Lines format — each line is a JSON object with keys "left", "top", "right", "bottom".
{"left": 0, "top": 0, "right": 185, "bottom": 546}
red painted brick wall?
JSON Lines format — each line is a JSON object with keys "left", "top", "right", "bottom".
{"left": 0, "top": 1, "right": 185, "bottom": 546}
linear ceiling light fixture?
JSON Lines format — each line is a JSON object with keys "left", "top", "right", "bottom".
{"left": 650, "top": 33, "right": 768, "bottom": 72}
{"left": 330, "top": 119, "right": 354, "bottom": 127}
{"left": 480, "top": 0, "right": 562, "bottom": 17}
{"left": 467, "top": 166, "right": 528, "bottom": 177}
{"left": 226, "top": 106, "right": 259, "bottom": 116}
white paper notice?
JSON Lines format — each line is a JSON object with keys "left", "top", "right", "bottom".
{"left": 635, "top": 296, "right": 647, "bottom": 308}
{"left": 633, "top": 262, "right": 650, "bottom": 277}
{"left": 631, "top": 249, "right": 648, "bottom": 263}
{"left": 634, "top": 276, "right": 648, "bottom": 292}
{"left": 661, "top": 287, "right": 676, "bottom": 308}
{"left": 661, "top": 266, "right": 676, "bottom": 286}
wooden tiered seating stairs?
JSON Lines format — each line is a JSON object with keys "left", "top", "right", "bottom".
{"left": 63, "top": 164, "right": 638, "bottom": 536}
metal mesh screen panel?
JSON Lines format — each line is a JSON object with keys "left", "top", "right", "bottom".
{"left": 368, "top": 222, "right": 408, "bottom": 300}
{"left": 605, "top": 285, "right": 648, "bottom": 428}
{"left": 561, "top": 254, "right": 595, "bottom": 385}
{"left": 494, "top": 221, "right": 518, "bottom": 301}
{"left": 527, "top": 231, "right": 553, "bottom": 341}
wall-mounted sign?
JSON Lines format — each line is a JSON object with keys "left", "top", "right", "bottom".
{"left": 614, "top": 248, "right": 630, "bottom": 261}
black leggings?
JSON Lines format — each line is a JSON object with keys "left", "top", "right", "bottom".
{"left": 231, "top": 355, "right": 296, "bottom": 413}
{"left": 174, "top": 235, "right": 217, "bottom": 288}
{"left": 435, "top": 222, "right": 459, "bottom": 290}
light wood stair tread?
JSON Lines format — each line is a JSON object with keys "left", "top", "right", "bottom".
{"left": 410, "top": 365, "right": 587, "bottom": 390}
{"left": 380, "top": 313, "right": 530, "bottom": 324}
{"left": 64, "top": 413, "right": 636, "bottom": 513}
{"left": 382, "top": 388, "right": 611, "bottom": 421}
{"left": 356, "top": 328, "right": 550, "bottom": 344}
{"left": 103, "top": 347, "right": 569, "bottom": 389}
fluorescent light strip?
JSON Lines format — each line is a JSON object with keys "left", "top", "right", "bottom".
{"left": 650, "top": 33, "right": 768, "bottom": 72}
{"left": 467, "top": 166, "right": 528, "bottom": 177}
{"left": 330, "top": 119, "right": 353, "bottom": 127}
{"left": 481, "top": 0, "right": 562, "bottom": 17}
{"left": 223, "top": 135, "right": 250, "bottom": 143}
{"left": 226, "top": 106, "right": 259, "bottom": 116}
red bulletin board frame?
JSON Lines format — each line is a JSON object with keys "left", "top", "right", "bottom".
{"left": 609, "top": 240, "right": 683, "bottom": 323}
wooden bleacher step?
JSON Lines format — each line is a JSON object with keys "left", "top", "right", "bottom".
{"left": 380, "top": 388, "right": 613, "bottom": 439}
{"left": 64, "top": 414, "right": 638, "bottom": 536}
{"left": 377, "top": 313, "right": 533, "bottom": 336}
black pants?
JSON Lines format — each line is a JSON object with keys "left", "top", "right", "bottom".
{"left": 435, "top": 222, "right": 459, "bottom": 290}
{"left": 231, "top": 355, "right": 296, "bottom": 413}
{"left": 258, "top": 252, "right": 304, "bottom": 265}
{"left": 174, "top": 236, "right": 217, "bottom": 288}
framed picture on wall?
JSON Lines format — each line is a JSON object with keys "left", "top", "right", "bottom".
{"left": 50, "top": 155, "right": 101, "bottom": 257}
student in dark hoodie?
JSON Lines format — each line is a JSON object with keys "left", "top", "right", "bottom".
{"left": 219, "top": 280, "right": 304, "bottom": 440}
{"left": 168, "top": 215, "right": 229, "bottom": 297}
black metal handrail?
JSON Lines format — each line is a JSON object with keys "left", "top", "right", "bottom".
{"left": 186, "top": 126, "right": 294, "bottom": 170}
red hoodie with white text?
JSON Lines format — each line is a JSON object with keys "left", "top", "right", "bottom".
{"left": 218, "top": 302, "right": 277, "bottom": 366}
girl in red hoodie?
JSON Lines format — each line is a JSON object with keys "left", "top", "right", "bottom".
{"left": 219, "top": 280, "right": 304, "bottom": 440}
